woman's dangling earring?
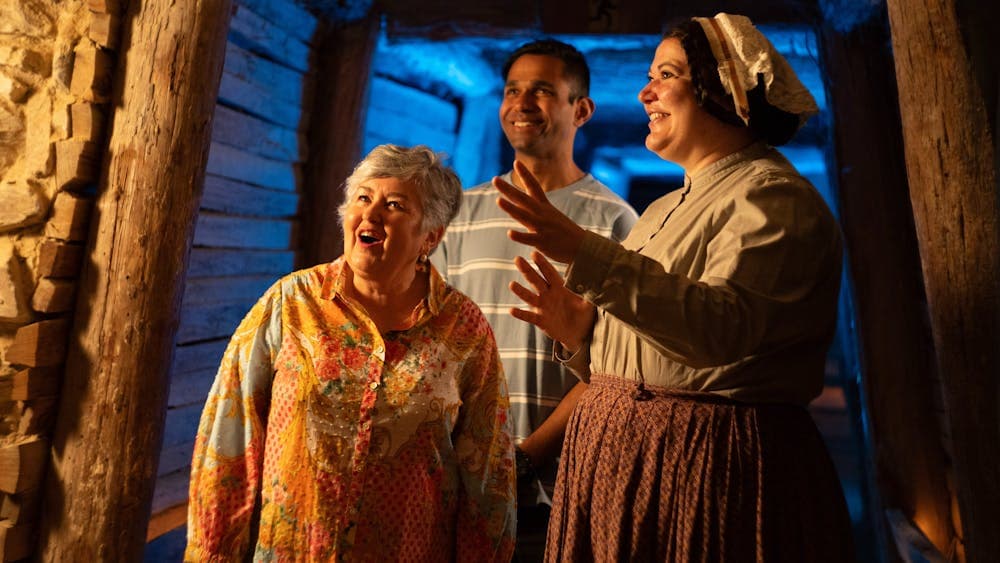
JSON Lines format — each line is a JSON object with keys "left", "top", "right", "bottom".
{"left": 416, "top": 253, "right": 429, "bottom": 273}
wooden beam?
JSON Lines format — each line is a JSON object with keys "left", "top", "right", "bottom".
{"left": 299, "top": 15, "right": 379, "bottom": 267}
{"left": 147, "top": 468, "right": 190, "bottom": 539}
{"left": 177, "top": 300, "right": 255, "bottom": 344}
{"left": 69, "top": 102, "right": 106, "bottom": 142}
{"left": 87, "top": 0, "right": 121, "bottom": 15}
{"left": 0, "top": 520, "right": 34, "bottom": 562}
{"left": 37, "top": 0, "right": 233, "bottom": 559}
{"left": 205, "top": 141, "right": 297, "bottom": 191}
{"left": 89, "top": 11, "right": 121, "bottom": 50}
{"left": 15, "top": 397, "right": 58, "bottom": 437}
{"left": 819, "top": 15, "right": 956, "bottom": 557}
{"left": 69, "top": 43, "right": 113, "bottom": 102}
{"left": 1, "top": 489, "right": 41, "bottom": 525}
{"left": 381, "top": 0, "right": 819, "bottom": 37}
{"left": 0, "top": 440, "right": 48, "bottom": 494}
{"left": 43, "top": 192, "right": 91, "bottom": 241}
{"left": 36, "top": 241, "right": 84, "bottom": 278}
{"left": 886, "top": 0, "right": 1000, "bottom": 560}
{"left": 187, "top": 248, "right": 294, "bottom": 277}
{"left": 157, "top": 441, "right": 195, "bottom": 477}
{"left": 222, "top": 42, "right": 305, "bottom": 107}
{"left": 146, "top": 501, "right": 187, "bottom": 542}
{"left": 55, "top": 139, "right": 101, "bottom": 190}
{"left": 200, "top": 174, "right": 299, "bottom": 218}
{"left": 228, "top": 3, "right": 310, "bottom": 72}
{"left": 171, "top": 339, "right": 228, "bottom": 374}
{"left": 4, "top": 319, "right": 70, "bottom": 368}
{"left": 31, "top": 278, "right": 76, "bottom": 313}
{"left": 193, "top": 213, "right": 295, "bottom": 250}
{"left": 217, "top": 70, "right": 303, "bottom": 128}
{"left": 0, "top": 368, "right": 60, "bottom": 401}
{"left": 235, "top": 0, "right": 317, "bottom": 44}
{"left": 382, "top": 0, "right": 539, "bottom": 38}
{"left": 885, "top": 509, "right": 949, "bottom": 562}
{"left": 211, "top": 104, "right": 301, "bottom": 162}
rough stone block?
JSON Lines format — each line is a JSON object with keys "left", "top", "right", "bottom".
{"left": 55, "top": 139, "right": 100, "bottom": 191}
{"left": 44, "top": 191, "right": 91, "bottom": 241}
{"left": 90, "top": 12, "right": 120, "bottom": 50}
{"left": 0, "top": 47, "right": 49, "bottom": 78}
{"left": 69, "top": 102, "right": 105, "bottom": 141}
{"left": 0, "top": 180, "right": 46, "bottom": 233}
{"left": 0, "top": 73, "right": 29, "bottom": 103}
{"left": 30, "top": 278, "right": 75, "bottom": 313}
{"left": 0, "top": 244, "right": 32, "bottom": 324}
{"left": 25, "top": 92, "right": 54, "bottom": 178}
{"left": 70, "top": 43, "right": 113, "bottom": 102}
{"left": 36, "top": 241, "right": 84, "bottom": 278}
{"left": 4, "top": 318, "right": 70, "bottom": 367}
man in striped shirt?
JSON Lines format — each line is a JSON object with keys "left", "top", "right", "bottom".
{"left": 431, "top": 39, "right": 638, "bottom": 561}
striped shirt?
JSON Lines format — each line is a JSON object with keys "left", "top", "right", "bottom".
{"left": 432, "top": 173, "right": 638, "bottom": 449}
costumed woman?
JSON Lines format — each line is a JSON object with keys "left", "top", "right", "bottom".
{"left": 495, "top": 14, "right": 855, "bottom": 562}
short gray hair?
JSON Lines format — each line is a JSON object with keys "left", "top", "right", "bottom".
{"left": 338, "top": 144, "right": 463, "bottom": 233}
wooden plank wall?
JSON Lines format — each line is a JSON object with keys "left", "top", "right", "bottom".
{"left": 146, "top": 0, "right": 317, "bottom": 541}
{"left": 363, "top": 76, "right": 459, "bottom": 160}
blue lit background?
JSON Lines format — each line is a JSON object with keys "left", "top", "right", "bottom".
{"left": 360, "top": 24, "right": 876, "bottom": 559}
{"left": 362, "top": 26, "right": 832, "bottom": 215}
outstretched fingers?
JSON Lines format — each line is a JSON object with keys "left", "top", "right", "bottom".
{"left": 513, "top": 255, "right": 549, "bottom": 294}
{"left": 513, "top": 160, "right": 547, "bottom": 200}
{"left": 509, "top": 280, "right": 541, "bottom": 307}
{"left": 529, "top": 251, "right": 565, "bottom": 289}
{"left": 509, "top": 306, "right": 545, "bottom": 328}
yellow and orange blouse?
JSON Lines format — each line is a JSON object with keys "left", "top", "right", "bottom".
{"left": 185, "top": 258, "right": 516, "bottom": 562}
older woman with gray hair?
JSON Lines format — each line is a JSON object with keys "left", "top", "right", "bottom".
{"left": 186, "top": 144, "right": 516, "bottom": 562}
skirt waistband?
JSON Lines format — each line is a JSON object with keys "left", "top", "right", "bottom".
{"left": 589, "top": 374, "right": 747, "bottom": 405}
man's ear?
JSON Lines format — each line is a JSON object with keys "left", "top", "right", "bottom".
{"left": 574, "top": 96, "right": 596, "bottom": 127}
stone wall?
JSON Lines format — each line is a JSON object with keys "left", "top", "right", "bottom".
{"left": 0, "top": 0, "right": 117, "bottom": 558}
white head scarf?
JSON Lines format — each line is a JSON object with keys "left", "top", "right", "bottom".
{"left": 692, "top": 13, "right": 818, "bottom": 129}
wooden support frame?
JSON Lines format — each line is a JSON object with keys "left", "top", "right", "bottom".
{"left": 298, "top": 14, "right": 380, "bottom": 267}
{"left": 819, "top": 14, "right": 956, "bottom": 559}
{"left": 885, "top": 0, "right": 1000, "bottom": 560}
{"left": 37, "top": 0, "right": 233, "bottom": 559}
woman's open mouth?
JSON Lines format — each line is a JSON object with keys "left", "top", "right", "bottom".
{"left": 358, "top": 230, "right": 383, "bottom": 246}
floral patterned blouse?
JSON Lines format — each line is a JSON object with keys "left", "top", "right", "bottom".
{"left": 185, "top": 258, "right": 516, "bottom": 562}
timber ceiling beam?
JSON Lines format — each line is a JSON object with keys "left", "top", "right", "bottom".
{"left": 376, "top": 0, "right": 820, "bottom": 38}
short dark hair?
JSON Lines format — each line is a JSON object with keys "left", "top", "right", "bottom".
{"left": 501, "top": 39, "right": 590, "bottom": 101}
{"left": 666, "top": 20, "right": 801, "bottom": 146}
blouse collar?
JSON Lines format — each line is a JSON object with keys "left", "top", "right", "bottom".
{"left": 323, "top": 257, "right": 444, "bottom": 318}
{"left": 686, "top": 140, "right": 769, "bottom": 189}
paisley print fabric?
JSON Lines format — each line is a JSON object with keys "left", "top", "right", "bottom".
{"left": 185, "top": 258, "right": 516, "bottom": 562}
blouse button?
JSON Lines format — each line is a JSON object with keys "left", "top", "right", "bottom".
{"left": 369, "top": 381, "right": 378, "bottom": 390}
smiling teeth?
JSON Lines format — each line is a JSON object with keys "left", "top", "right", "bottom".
{"left": 648, "top": 112, "right": 667, "bottom": 121}
{"left": 514, "top": 121, "right": 534, "bottom": 127}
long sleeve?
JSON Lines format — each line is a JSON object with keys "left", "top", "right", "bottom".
{"left": 453, "top": 322, "right": 516, "bottom": 562}
{"left": 185, "top": 287, "right": 282, "bottom": 561}
{"left": 567, "top": 172, "right": 841, "bottom": 371}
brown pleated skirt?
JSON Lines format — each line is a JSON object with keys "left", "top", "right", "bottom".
{"left": 545, "top": 376, "right": 855, "bottom": 563}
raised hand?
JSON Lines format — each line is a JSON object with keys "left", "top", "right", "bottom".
{"left": 509, "top": 251, "right": 595, "bottom": 354}
{"left": 494, "top": 161, "right": 588, "bottom": 264}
